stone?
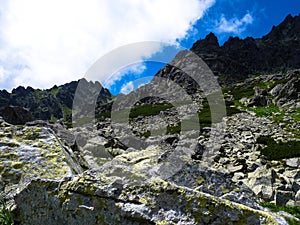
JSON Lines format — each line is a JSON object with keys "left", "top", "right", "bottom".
{"left": 232, "top": 172, "right": 245, "bottom": 182}
{"left": 0, "top": 121, "right": 81, "bottom": 194}
{"left": 295, "top": 190, "right": 300, "bottom": 202}
{"left": 244, "top": 166, "right": 274, "bottom": 200}
{"left": 276, "top": 190, "right": 294, "bottom": 206}
{"left": 227, "top": 165, "right": 244, "bottom": 173}
{"left": 285, "top": 158, "right": 300, "bottom": 168}
{"left": 11, "top": 173, "right": 285, "bottom": 225}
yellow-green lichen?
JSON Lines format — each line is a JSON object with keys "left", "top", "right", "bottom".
{"left": 197, "top": 176, "right": 205, "bottom": 185}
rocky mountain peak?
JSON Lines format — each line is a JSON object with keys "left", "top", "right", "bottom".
{"left": 263, "top": 14, "right": 300, "bottom": 41}
{"left": 204, "top": 32, "right": 219, "bottom": 45}
{"left": 188, "top": 14, "right": 300, "bottom": 83}
{"left": 191, "top": 32, "right": 220, "bottom": 54}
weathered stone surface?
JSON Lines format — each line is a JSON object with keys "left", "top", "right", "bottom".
{"left": 12, "top": 174, "right": 284, "bottom": 225}
{"left": 0, "top": 120, "right": 81, "bottom": 195}
{"left": 285, "top": 158, "right": 300, "bottom": 168}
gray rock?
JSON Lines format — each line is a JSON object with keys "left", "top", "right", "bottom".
{"left": 285, "top": 158, "right": 300, "bottom": 168}
{"left": 12, "top": 174, "right": 285, "bottom": 225}
{"left": 276, "top": 190, "right": 294, "bottom": 206}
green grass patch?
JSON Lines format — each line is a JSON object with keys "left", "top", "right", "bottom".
{"left": 96, "top": 111, "right": 111, "bottom": 119}
{"left": 0, "top": 198, "right": 14, "bottom": 225}
{"left": 257, "top": 136, "right": 300, "bottom": 160}
{"left": 49, "top": 115, "right": 58, "bottom": 123}
{"left": 253, "top": 104, "right": 280, "bottom": 117}
{"left": 33, "top": 89, "right": 47, "bottom": 100}
{"left": 291, "top": 108, "right": 300, "bottom": 122}
{"left": 166, "top": 100, "right": 242, "bottom": 134}
{"left": 50, "top": 87, "right": 61, "bottom": 96}
{"left": 272, "top": 112, "right": 285, "bottom": 124}
{"left": 62, "top": 106, "right": 72, "bottom": 119}
{"left": 166, "top": 124, "right": 181, "bottom": 134}
{"left": 271, "top": 78, "right": 289, "bottom": 88}
{"left": 252, "top": 81, "right": 274, "bottom": 90}
{"left": 140, "top": 130, "right": 151, "bottom": 138}
{"left": 95, "top": 102, "right": 174, "bottom": 123}
{"left": 261, "top": 202, "right": 300, "bottom": 222}
{"left": 129, "top": 103, "right": 173, "bottom": 118}
{"left": 223, "top": 86, "right": 255, "bottom": 100}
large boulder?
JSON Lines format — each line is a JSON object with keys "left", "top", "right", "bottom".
{"left": 12, "top": 172, "right": 285, "bottom": 225}
{"left": 0, "top": 120, "right": 82, "bottom": 194}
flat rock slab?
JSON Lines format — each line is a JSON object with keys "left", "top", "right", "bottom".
{"left": 12, "top": 174, "right": 285, "bottom": 225}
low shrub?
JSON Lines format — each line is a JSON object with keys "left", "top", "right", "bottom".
{"left": 257, "top": 136, "right": 300, "bottom": 160}
{"left": 223, "top": 86, "right": 255, "bottom": 100}
{"left": 129, "top": 103, "right": 173, "bottom": 118}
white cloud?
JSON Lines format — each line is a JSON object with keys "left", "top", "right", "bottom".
{"left": 103, "top": 62, "right": 146, "bottom": 88}
{"left": 120, "top": 81, "right": 134, "bottom": 94}
{"left": 0, "top": 66, "right": 8, "bottom": 82}
{"left": 215, "top": 13, "right": 253, "bottom": 34}
{"left": 0, "top": 0, "right": 215, "bottom": 90}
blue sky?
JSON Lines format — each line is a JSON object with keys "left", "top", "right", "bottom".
{"left": 181, "top": 0, "right": 300, "bottom": 46}
{"left": 106, "top": 0, "right": 300, "bottom": 95}
{"left": 0, "top": 0, "right": 299, "bottom": 94}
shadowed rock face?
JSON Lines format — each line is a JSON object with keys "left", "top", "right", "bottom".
{"left": 0, "top": 78, "right": 112, "bottom": 121}
{"left": 190, "top": 14, "right": 300, "bottom": 83}
{"left": 0, "top": 106, "right": 33, "bottom": 125}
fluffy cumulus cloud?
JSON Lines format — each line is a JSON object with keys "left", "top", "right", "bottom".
{"left": 0, "top": 0, "right": 215, "bottom": 90}
{"left": 214, "top": 12, "right": 253, "bottom": 34}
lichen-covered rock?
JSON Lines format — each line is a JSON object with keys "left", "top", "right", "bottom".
{"left": 0, "top": 120, "right": 81, "bottom": 195}
{"left": 12, "top": 173, "right": 285, "bottom": 225}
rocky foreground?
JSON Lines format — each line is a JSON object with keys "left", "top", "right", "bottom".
{"left": 0, "top": 118, "right": 290, "bottom": 224}
{"left": 1, "top": 70, "right": 300, "bottom": 224}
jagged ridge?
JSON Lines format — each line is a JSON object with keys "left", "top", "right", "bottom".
{"left": 191, "top": 14, "right": 300, "bottom": 83}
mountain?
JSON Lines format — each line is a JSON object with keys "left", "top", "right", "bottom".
{"left": 2, "top": 14, "right": 300, "bottom": 225}
{"left": 0, "top": 78, "right": 112, "bottom": 123}
{"left": 190, "top": 14, "right": 300, "bottom": 83}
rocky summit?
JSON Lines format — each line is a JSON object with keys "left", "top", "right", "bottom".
{"left": 191, "top": 14, "right": 300, "bottom": 84}
{"left": 1, "top": 15, "right": 300, "bottom": 225}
